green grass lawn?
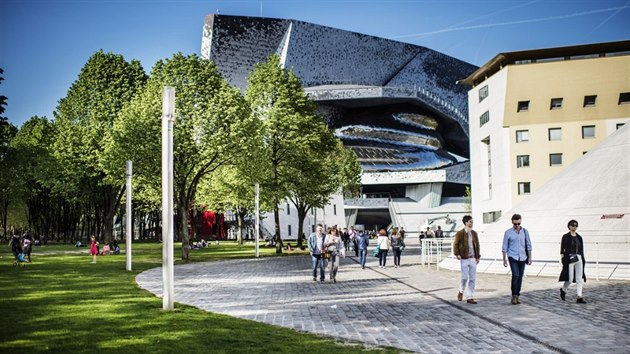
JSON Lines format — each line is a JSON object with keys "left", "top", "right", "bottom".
{"left": 0, "top": 241, "right": 403, "bottom": 353}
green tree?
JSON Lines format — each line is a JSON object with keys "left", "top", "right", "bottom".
{"left": 109, "top": 53, "right": 258, "bottom": 260}
{"left": 0, "top": 68, "right": 7, "bottom": 121}
{"left": 0, "top": 67, "right": 19, "bottom": 239}
{"left": 288, "top": 139, "right": 361, "bottom": 247}
{"left": 10, "top": 116, "right": 57, "bottom": 240}
{"left": 245, "top": 54, "right": 344, "bottom": 253}
{"left": 0, "top": 121, "right": 18, "bottom": 239}
{"left": 53, "top": 50, "right": 147, "bottom": 242}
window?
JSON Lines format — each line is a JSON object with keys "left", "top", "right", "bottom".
{"left": 619, "top": 92, "right": 630, "bottom": 105}
{"left": 286, "top": 203, "right": 290, "bottom": 215}
{"left": 518, "top": 182, "right": 531, "bottom": 195}
{"left": 550, "top": 98, "right": 563, "bottom": 109}
{"left": 516, "top": 130, "right": 529, "bottom": 143}
{"left": 517, "top": 100, "right": 529, "bottom": 112}
{"left": 548, "top": 128, "right": 562, "bottom": 141}
{"left": 516, "top": 155, "right": 530, "bottom": 168}
{"left": 583, "top": 95, "right": 597, "bottom": 107}
{"left": 479, "top": 85, "right": 489, "bottom": 102}
{"left": 288, "top": 225, "right": 292, "bottom": 236}
{"left": 333, "top": 205, "right": 337, "bottom": 215}
{"left": 549, "top": 153, "right": 563, "bottom": 166}
{"left": 482, "top": 137, "right": 492, "bottom": 199}
{"left": 479, "top": 111, "right": 489, "bottom": 127}
{"left": 617, "top": 123, "right": 626, "bottom": 130}
{"left": 582, "top": 125, "right": 595, "bottom": 139}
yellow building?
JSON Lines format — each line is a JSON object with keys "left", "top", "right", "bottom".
{"left": 461, "top": 41, "right": 630, "bottom": 229}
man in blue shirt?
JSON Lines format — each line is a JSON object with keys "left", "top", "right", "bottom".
{"left": 308, "top": 224, "right": 326, "bottom": 282}
{"left": 502, "top": 214, "right": 532, "bottom": 305}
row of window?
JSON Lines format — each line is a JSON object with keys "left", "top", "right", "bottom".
{"left": 517, "top": 92, "right": 630, "bottom": 112}
{"left": 517, "top": 153, "right": 567, "bottom": 168}
{"left": 478, "top": 83, "right": 630, "bottom": 108}
{"left": 516, "top": 125, "right": 598, "bottom": 142}
{"left": 516, "top": 123, "right": 626, "bottom": 142}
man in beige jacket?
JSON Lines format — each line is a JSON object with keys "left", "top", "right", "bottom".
{"left": 453, "top": 215, "right": 480, "bottom": 304}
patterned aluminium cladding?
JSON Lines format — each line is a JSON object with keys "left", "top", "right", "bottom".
{"left": 202, "top": 14, "right": 477, "bottom": 174}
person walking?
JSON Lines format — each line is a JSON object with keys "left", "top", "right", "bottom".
{"left": 349, "top": 226, "right": 359, "bottom": 257}
{"left": 90, "top": 235, "right": 98, "bottom": 264}
{"left": 356, "top": 230, "right": 369, "bottom": 269}
{"left": 559, "top": 220, "right": 587, "bottom": 303}
{"left": 325, "top": 228, "right": 343, "bottom": 283}
{"left": 10, "top": 233, "right": 22, "bottom": 261}
{"left": 453, "top": 215, "right": 480, "bottom": 304}
{"left": 390, "top": 227, "right": 404, "bottom": 268}
{"left": 502, "top": 214, "right": 532, "bottom": 305}
{"left": 376, "top": 228, "right": 390, "bottom": 268}
{"left": 308, "top": 224, "right": 327, "bottom": 282}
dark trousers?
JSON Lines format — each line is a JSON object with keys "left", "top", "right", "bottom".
{"left": 508, "top": 257, "right": 527, "bottom": 296}
{"left": 378, "top": 249, "right": 388, "bottom": 266}
{"left": 392, "top": 247, "right": 402, "bottom": 266}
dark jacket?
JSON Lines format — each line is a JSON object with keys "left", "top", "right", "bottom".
{"left": 559, "top": 232, "right": 586, "bottom": 282}
{"left": 453, "top": 228, "right": 480, "bottom": 260}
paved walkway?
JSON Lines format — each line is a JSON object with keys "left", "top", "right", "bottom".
{"left": 136, "top": 243, "right": 629, "bottom": 353}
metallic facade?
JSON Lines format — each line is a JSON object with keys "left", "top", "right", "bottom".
{"left": 202, "top": 14, "right": 477, "bottom": 173}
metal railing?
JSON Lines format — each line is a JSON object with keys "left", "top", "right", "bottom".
{"left": 420, "top": 237, "right": 453, "bottom": 268}
{"left": 421, "top": 239, "right": 630, "bottom": 280}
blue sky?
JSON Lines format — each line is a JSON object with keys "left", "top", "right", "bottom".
{"left": 1, "top": 0, "right": 629, "bottom": 127}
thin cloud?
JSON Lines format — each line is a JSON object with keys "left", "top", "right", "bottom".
{"left": 392, "top": 5, "right": 630, "bottom": 40}
{"left": 592, "top": 1, "right": 630, "bottom": 32}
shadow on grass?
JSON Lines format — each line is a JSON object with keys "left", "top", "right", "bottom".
{"left": 1, "top": 242, "right": 404, "bottom": 353}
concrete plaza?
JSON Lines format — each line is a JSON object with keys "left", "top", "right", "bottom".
{"left": 136, "top": 242, "right": 629, "bottom": 353}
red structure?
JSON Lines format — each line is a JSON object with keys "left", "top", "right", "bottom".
{"left": 189, "top": 208, "right": 226, "bottom": 240}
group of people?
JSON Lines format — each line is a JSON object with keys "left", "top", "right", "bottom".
{"left": 88, "top": 236, "right": 121, "bottom": 263}
{"left": 9, "top": 232, "right": 34, "bottom": 263}
{"left": 454, "top": 214, "right": 587, "bottom": 305}
{"left": 306, "top": 214, "right": 588, "bottom": 306}
{"left": 308, "top": 224, "right": 408, "bottom": 282}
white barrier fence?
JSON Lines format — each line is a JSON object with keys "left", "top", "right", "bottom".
{"left": 421, "top": 239, "right": 630, "bottom": 280}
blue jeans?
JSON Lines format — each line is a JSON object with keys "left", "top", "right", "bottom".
{"left": 312, "top": 254, "right": 325, "bottom": 280}
{"left": 358, "top": 249, "right": 367, "bottom": 267}
{"left": 508, "top": 257, "right": 527, "bottom": 296}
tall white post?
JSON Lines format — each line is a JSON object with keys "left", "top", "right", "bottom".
{"left": 255, "top": 183, "right": 260, "bottom": 258}
{"left": 161, "top": 86, "right": 175, "bottom": 310}
{"left": 125, "top": 160, "right": 133, "bottom": 271}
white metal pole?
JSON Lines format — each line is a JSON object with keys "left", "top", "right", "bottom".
{"left": 162, "top": 86, "right": 175, "bottom": 310}
{"left": 255, "top": 183, "right": 260, "bottom": 258}
{"left": 125, "top": 160, "right": 132, "bottom": 271}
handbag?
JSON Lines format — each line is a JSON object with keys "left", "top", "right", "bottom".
{"left": 372, "top": 244, "right": 380, "bottom": 257}
{"left": 569, "top": 255, "right": 579, "bottom": 263}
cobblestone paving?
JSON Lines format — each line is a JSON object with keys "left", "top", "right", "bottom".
{"left": 136, "top": 244, "right": 629, "bottom": 353}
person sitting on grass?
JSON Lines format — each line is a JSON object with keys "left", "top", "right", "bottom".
{"left": 100, "top": 243, "right": 111, "bottom": 256}
{"left": 112, "top": 239, "right": 120, "bottom": 255}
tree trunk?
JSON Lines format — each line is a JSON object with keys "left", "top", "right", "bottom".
{"left": 297, "top": 206, "right": 308, "bottom": 248}
{"left": 273, "top": 203, "right": 283, "bottom": 254}
{"left": 177, "top": 190, "right": 190, "bottom": 260}
{"left": 1, "top": 200, "right": 8, "bottom": 241}
{"left": 236, "top": 208, "right": 244, "bottom": 245}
